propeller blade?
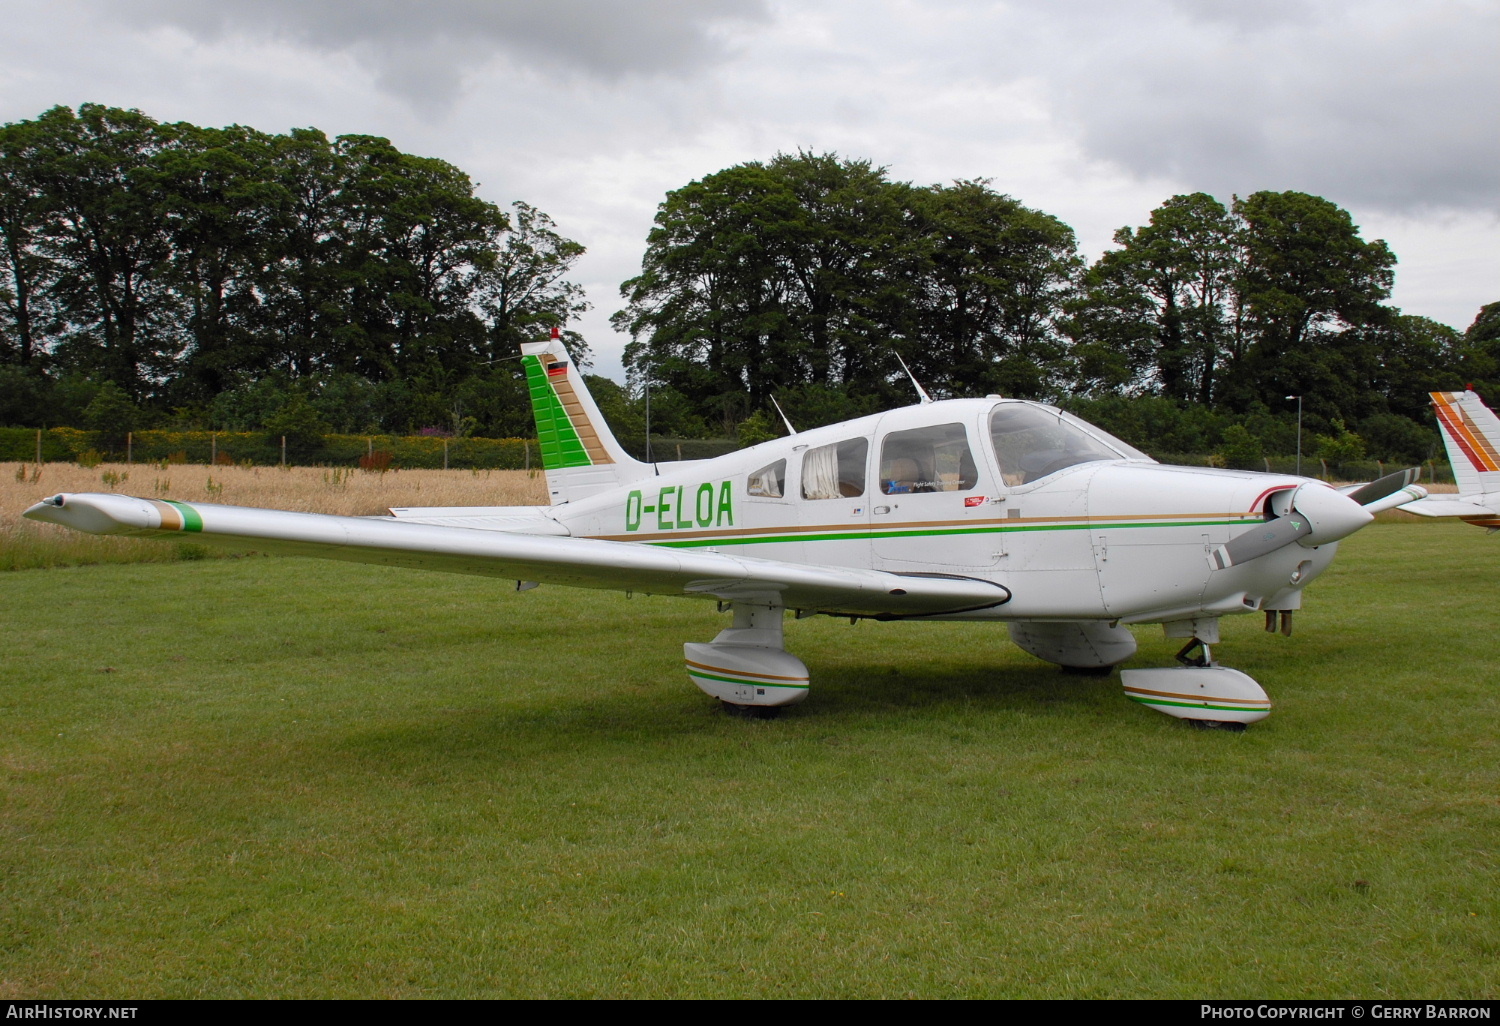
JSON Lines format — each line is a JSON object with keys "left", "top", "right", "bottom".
{"left": 1211, "top": 512, "right": 1314, "bottom": 570}
{"left": 1344, "top": 467, "right": 1420, "bottom": 508}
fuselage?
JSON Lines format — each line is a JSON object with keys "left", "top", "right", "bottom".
{"left": 546, "top": 397, "right": 1336, "bottom": 624}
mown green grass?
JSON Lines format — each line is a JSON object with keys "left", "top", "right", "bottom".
{"left": 2, "top": 521, "right": 1496, "bottom": 998}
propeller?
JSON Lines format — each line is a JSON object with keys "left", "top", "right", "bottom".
{"left": 1342, "top": 467, "right": 1420, "bottom": 507}
{"left": 1211, "top": 481, "right": 1375, "bottom": 570}
{"left": 1211, "top": 511, "right": 1313, "bottom": 570}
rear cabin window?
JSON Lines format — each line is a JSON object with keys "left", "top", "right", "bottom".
{"left": 747, "top": 459, "right": 786, "bottom": 498}
{"left": 801, "top": 438, "right": 869, "bottom": 499}
{"left": 880, "top": 423, "right": 978, "bottom": 494}
{"left": 988, "top": 404, "right": 1123, "bottom": 485}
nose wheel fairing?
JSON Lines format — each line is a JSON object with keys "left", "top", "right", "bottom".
{"left": 1120, "top": 629, "right": 1272, "bottom": 726}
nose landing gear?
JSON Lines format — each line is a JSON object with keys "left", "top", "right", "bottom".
{"left": 1120, "top": 619, "right": 1273, "bottom": 728}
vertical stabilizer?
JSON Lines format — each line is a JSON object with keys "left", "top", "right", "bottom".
{"left": 521, "top": 331, "right": 650, "bottom": 503}
{"left": 1430, "top": 390, "right": 1500, "bottom": 505}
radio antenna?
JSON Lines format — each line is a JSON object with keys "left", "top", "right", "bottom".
{"left": 769, "top": 395, "right": 797, "bottom": 435}
{"left": 895, "top": 353, "right": 933, "bottom": 404}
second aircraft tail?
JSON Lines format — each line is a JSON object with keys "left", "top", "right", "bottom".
{"left": 1400, "top": 389, "right": 1500, "bottom": 527}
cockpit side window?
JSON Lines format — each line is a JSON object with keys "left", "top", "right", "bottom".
{"left": 879, "top": 423, "right": 978, "bottom": 494}
{"left": 801, "top": 438, "right": 869, "bottom": 499}
{"left": 989, "top": 404, "right": 1124, "bottom": 485}
{"left": 747, "top": 459, "right": 786, "bottom": 498}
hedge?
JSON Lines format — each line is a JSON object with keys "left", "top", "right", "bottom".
{"left": 0, "top": 427, "right": 1455, "bottom": 483}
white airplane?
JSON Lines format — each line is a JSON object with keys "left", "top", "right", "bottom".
{"left": 1399, "top": 389, "right": 1500, "bottom": 530}
{"left": 24, "top": 332, "right": 1431, "bottom": 729}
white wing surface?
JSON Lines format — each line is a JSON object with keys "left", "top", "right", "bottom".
{"left": 24, "top": 493, "right": 1009, "bottom": 617}
{"left": 1397, "top": 496, "right": 1498, "bottom": 518}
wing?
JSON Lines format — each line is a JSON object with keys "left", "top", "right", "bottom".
{"left": 24, "top": 493, "right": 1010, "bottom": 617}
{"left": 385, "top": 505, "right": 570, "bottom": 534}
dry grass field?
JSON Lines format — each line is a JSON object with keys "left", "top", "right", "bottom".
{"left": 2, "top": 462, "right": 549, "bottom": 570}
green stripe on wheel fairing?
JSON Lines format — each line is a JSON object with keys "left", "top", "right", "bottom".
{"left": 687, "top": 669, "right": 810, "bottom": 689}
{"left": 162, "top": 500, "right": 203, "bottom": 532}
{"left": 1125, "top": 694, "right": 1269, "bottom": 713}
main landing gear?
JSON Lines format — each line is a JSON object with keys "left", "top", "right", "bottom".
{"left": 684, "top": 598, "right": 810, "bottom": 718}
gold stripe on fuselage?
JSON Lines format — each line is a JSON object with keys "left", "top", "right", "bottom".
{"left": 590, "top": 510, "right": 1259, "bottom": 545}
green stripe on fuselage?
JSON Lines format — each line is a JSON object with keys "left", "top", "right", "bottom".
{"left": 522, "top": 354, "right": 592, "bottom": 470}
{"left": 649, "top": 518, "right": 1253, "bottom": 549}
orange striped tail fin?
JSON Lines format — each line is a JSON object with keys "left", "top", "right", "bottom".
{"left": 1431, "top": 390, "right": 1500, "bottom": 500}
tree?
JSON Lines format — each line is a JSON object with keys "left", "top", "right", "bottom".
{"left": 83, "top": 379, "right": 144, "bottom": 449}
{"left": 614, "top": 154, "right": 1081, "bottom": 431}
{"left": 1228, "top": 190, "right": 1396, "bottom": 414}
{"left": 616, "top": 152, "right": 911, "bottom": 416}
{"left": 1073, "top": 190, "right": 1408, "bottom": 430}
{"left": 1067, "top": 193, "right": 1242, "bottom": 403}
{"left": 153, "top": 122, "right": 281, "bottom": 402}
{"left": 1456, "top": 301, "right": 1500, "bottom": 400}
{"left": 906, "top": 180, "right": 1080, "bottom": 399}
{"left": 476, "top": 201, "right": 589, "bottom": 364}
{"left": 0, "top": 116, "right": 63, "bottom": 369}
{"left": 34, "top": 105, "right": 182, "bottom": 397}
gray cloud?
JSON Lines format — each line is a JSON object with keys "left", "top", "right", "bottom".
{"left": 1005, "top": 0, "right": 1500, "bottom": 214}
{"left": 105, "top": 0, "right": 769, "bottom": 104}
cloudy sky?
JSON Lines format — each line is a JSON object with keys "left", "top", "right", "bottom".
{"left": 2, "top": 0, "right": 1495, "bottom": 379}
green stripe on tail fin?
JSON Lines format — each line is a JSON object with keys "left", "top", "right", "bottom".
{"left": 523, "top": 354, "right": 593, "bottom": 470}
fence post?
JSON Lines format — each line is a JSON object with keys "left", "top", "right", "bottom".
{"left": 281, "top": 436, "right": 287, "bottom": 466}
{"left": 127, "top": 431, "right": 132, "bottom": 465}
{"left": 1264, "top": 457, "right": 1271, "bottom": 473}
{"left": 443, "top": 439, "right": 449, "bottom": 471}
{"left": 524, "top": 442, "right": 530, "bottom": 471}
{"left": 211, "top": 432, "right": 216, "bottom": 466}
{"left": 36, "top": 428, "right": 42, "bottom": 465}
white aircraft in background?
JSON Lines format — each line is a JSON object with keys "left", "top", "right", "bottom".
{"left": 1399, "top": 389, "right": 1500, "bottom": 530}
{"left": 26, "top": 332, "right": 1432, "bottom": 729}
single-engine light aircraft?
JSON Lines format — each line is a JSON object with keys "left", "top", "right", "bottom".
{"left": 25, "top": 333, "right": 1433, "bottom": 728}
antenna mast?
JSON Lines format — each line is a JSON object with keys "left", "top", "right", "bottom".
{"left": 895, "top": 353, "right": 933, "bottom": 404}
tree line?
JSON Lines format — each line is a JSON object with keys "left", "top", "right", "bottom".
{"left": 615, "top": 152, "right": 1500, "bottom": 463}
{"left": 0, "top": 104, "right": 587, "bottom": 441}
{"left": 4, "top": 112, "right": 1498, "bottom": 465}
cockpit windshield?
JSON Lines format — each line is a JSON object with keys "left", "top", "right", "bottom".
{"left": 989, "top": 403, "right": 1133, "bottom": 485}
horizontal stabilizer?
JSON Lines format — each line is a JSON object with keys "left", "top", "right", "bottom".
{"left": 1398, "top": 496, "right": 1498, "bottom": 518}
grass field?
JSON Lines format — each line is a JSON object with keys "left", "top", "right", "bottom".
{"left": 2, "top": 519, "right": 1496, "bottom": 998}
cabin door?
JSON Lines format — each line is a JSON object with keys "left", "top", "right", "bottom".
{"left": 871, "top": 417, "right": 1001, "bottom": 571}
